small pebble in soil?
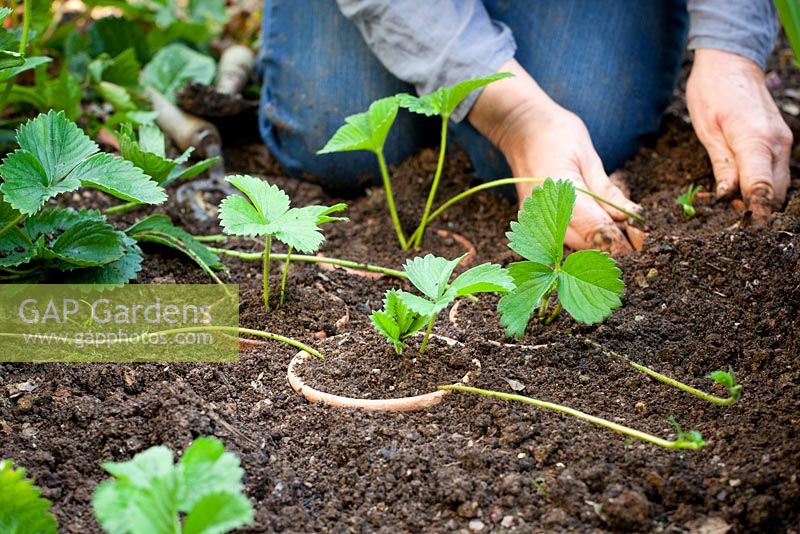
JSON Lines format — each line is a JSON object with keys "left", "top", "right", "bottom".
{"left": 468, "top": 519, "right": 485, "bottom": 532}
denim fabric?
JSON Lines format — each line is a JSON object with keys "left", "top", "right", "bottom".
{"left": 258, "top": 0, "right": 689, "bottom": 191}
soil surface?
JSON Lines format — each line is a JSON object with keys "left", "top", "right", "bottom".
{"left": 2, "top": 42, "right": 800, "bottom": 534}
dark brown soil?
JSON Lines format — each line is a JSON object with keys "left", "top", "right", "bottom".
{"left": 2, "top": 43, "right": 800, "bottom": 534}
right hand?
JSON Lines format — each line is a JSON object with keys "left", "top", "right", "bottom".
{"left": 468, "top": 59, "right": 640, "bottom": 254}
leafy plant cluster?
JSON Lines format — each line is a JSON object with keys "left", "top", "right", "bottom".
{"left": 1, "top": 437, "right": 254, "bottom": 534}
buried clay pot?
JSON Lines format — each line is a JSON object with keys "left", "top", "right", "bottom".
{"left": 287, "top": 331, "right": 481, "bottom": 412}
{"left": 317, "top": 228, "right": 477, "bottom": 280}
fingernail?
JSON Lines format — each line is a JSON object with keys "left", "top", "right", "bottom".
{"left": 626, "top": 201, "right": 643, "bottom": 214}
{"left": 716, "top": 182, "right": 729, "bottom": 198}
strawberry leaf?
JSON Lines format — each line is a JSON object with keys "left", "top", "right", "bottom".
{"left": 497, "top": 262, "right": 557, "bottom": 338}
{"left": 450, "top": 262, "right": 515, "bottom": 297}
{"left": 404, "top": 253, "right": 466, "bottom": 301}
{"left": 127, "top": 214, "right": 224, "bottom": 272}
{"left": 0, "top": 459, "right": 58, "bottom": 534}
{"left": 371, "top": 289, "right": 430, "bottom": 354}
{"left": 399, "top": 72, "right": 513, "bottom": 119}
{"left": 142, "top": 43, "right": 215, "bottom": 102}
{"left": 183, "top": 492, "right": 254, "bottom": 534}
{"left": 318, "top": 96, "right": 400, "bottom": 155}
{"left": 507, "top": 179, "right": 575, "bottom": 266}
{"left": 557, "top": 250, "right": 623, "bottom": 324}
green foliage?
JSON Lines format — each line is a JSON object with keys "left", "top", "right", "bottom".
{"left": 498, "top": 179, "right": 623, "bottom": 337}
{"left": 676, "top": 184, "right": 702, "bottom": 217}
{"left": 142, "top": 43, "right": 215, "bottom": 102}
{"left": 0, "top": 7, "right": 52, "bottom": 83}
{"left": 0, "top": 207, "right": 143, "bottom": 284}
{"left": 127, "top": 214, "right": 225, "bottom": 279}
{"left": 219, "top": 175, "right": 347, "bottom": 254}
{"left": 667, "top": 416, "right": 707, "bottom": 449}
{"left": 88, "top": 16, "right": 150, "bottom": 64}
{"left": 398, "top": 72, "right": 513, "bottom": 119}
{"left": 370, "top": 290, "right": 429, "bottom": 354}
{"left": 318, "top": 97, "right": 400, "bottom": 155}
{"left": 0, "top": 459, "right": 58, "bottom": 534}
{"left": 118, "top": 123, "right": 220, "bottom": 187}
{"left": 707, "top": 368, "right": 742, "bottom": 401}
{"left": 777, "top": 0, "right": 800, "bottom": 67}
{"left": 0, "top": 111, "right": 166, "bottom": 215}
{"left": 92, "top": 437, "right": 254, "bottom": 534}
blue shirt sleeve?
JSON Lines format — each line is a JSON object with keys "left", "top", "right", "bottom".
{"left": 336, "top": 0, "right": 517, "bottom": 122}
{"left": 687, "top": 0, "right": 778, "bottom": 69}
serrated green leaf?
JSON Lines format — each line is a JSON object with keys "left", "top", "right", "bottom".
{"left": 0, "top": 149, "right": 81, "bottom": 214}
{"left": 40, "top": 219, "right": 124, "bottom": 267}
{"left": 557, "top": 250, "right": 623, "bottom": 324}
{"left": 318, "top": 96, "right": 399, "bottom": 155}
{"left": 119, "top": 128, "right": 176, "bottom": 185}
{"left": 218, "top": 195, "right": 268, "bottom": 237}
{"left": 497, "top": 261, "right": 557, "bottom": 338}
{"left": 61, "top": 235, "right": 142, "bottom": 284}
{"left": 15, "top": 110, "right": 98, "bottom": 181}
{"left": 450, "top": 262, "right": 514, "bottom": 297}
{"left": 404, "top": 253, "right": 467, "bottom": 301}
{"left": 397, "top": 289, "right": 453, "bottom": 318}
{"left": 0, "top": 228, "right": 34, "bottom": 268}
{"left": 266, "top": 207, "right": 326, "bottom": 253}
{"left": 371, "top": 290, "right": 428, "bottom": 353}
{"left": 88, "top": 16, "right": 149, "bottom": 63}
{"left": 101, "top": 48, "right": 141, "bottom": 87}
{"left": 137, "top": 124, "right": 166, "bottom": 156}
{"left": 226, "top": 175, "right": 290, "bottom": 225}
{"left": 0, "top": 459, "right": 58, "bottom": 534}
{"left": 177, "top": 437, "right": 245, "bottom": 511}
{"left": 507, "top": 179, "right": 575, "bottom": 266}
{"left": 0, "top": 192, "right": 23, "bottom": 229}
{"left": 0, "top": 50, "right": 24, "bottom": 71}
{"left": 73, "top": 152, "right": 167, "bottom": 205}
{"left": 142, "top": 43, "right": 215, "bottom": 102}
{"left": 127, "top": 214, "right": 224, "bottom": 271}
{"left": 399, "top": 72, "right": 513, "bottom": 118}
{"left": 166, "top": 156, "right": 219, "bottom": 185}
{"left": 183, "top": 492, "right": 254, "bottom": 534}
{"left": 0, "top": 7, "right": 13, "bottom": 24}
{"left": 23, "top": 207, "right": 105, "bottom": 242}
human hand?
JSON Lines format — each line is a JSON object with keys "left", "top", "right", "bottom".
{"left": 468, "top": 60, "right": 640, "bottom": 254}
{"left": 687, "top": 49, "right": 792, "bottom": 223}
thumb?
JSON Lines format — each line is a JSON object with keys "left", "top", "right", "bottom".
{"left": 582, "top": 160, "right": 641, "bottom": 222}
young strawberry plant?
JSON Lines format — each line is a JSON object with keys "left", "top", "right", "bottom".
{"left": 498, "top": 179, "right": 624, "bottom": 336}
{"left": 676, "top": 184, "right": 702, "bottom": 217}
{"left": 0, "top": 3, "right": 51, "bottom": 113}
{"left": 0, "top": 459, "right": 58, "bottom": 534}
{"left": 370, "top": 289, "right": 429, "bottom": 355}
{"left": 218, "top": 175, "right": 347, "bottom": 308}
{"left": 92, "top": 436, "right": 254, "bottom": 534}
{"left": 106, "top": 123, "right": 221, "bottom": 213}
{"left": 0, "top": 111, "right": 166, "bottom": 284}
{"left": 440, "top": 385, "right": 706, "bottom": 450}
{"left": 388, "top": 253, "right": 514, "bottom": 352}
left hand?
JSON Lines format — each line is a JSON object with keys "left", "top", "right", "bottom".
{"left": 686, "top": 48, "right": 793, "bottom": 223}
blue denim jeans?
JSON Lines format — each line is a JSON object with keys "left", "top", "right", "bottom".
{"left": 258, "top": 0, "right": 689, "bottom": 192}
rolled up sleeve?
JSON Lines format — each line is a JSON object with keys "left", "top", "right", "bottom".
{"left": 336, "top": 0, "right": 516, "bottom": 122}
{"left": 687, "top": 0, "right": 777, "bottom": 69}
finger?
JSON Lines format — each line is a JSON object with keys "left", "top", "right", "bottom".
{"left": 583, "top": 159, "right": 641, "bottom": 222}
{"left": 771, "top": 126, "right": 792, "bottom": 206}
{"left": 703, "top": 133, "right": 739, "bottom": 200}
{"left": 735, "top": 141, "right": 775, "bottom": 224}
{"left": 565, "top": 192, "right": 633, "bottom": 255}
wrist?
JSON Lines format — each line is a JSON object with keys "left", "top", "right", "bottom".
{"left": 691, "top": 48, "right": 764, "bottom": 80}
{"left": 467, "top": 59, "right": 562, "bottom": 155}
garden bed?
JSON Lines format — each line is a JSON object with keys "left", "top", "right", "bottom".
{"left": 2, "top": 108, "right": 798, "bottom": 531}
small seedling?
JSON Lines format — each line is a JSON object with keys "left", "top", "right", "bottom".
{"left": 707, "top": 367, "right": 742, "bottom": 402}
{"left": 92, "top": 436, "right": 254, "bottom": 534}
{"left": 218, "top": 175, "right": 346, "bottom": 309}
{"left": 498, "top": 179, "right": 623, "bottom": 337}
{"left": 371, "top": 289, "right": 429, "bottom": 354}
{"left": 668, "top": 416, "right": 707, "bottom": 448}
{"left": 0, "top": 459, "right": 58, "bottom": 533}
{"left": 676, "top": 184, "right": 702, "bottom": 216}
{"left": 393, "top": 253, "right": 514, "bottom": 352}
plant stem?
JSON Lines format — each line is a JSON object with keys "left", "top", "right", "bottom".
{"left": 195, "top": 234, "right": 229, "bottom": 243}
{"left": 208, "top": 247, "right": 408, "bottom": 279}
{"left": 279, "top": 246, "right": 292, "bottom": 306}
{"left": 412, "top": 116, "right": 448, "bottom": 248}
{"left": 544, "top": 303, "right": 562, "bottom": 325}
{"left": 578, "top": 336, "right": 741, "bottom": 406}
{"left": 104, "top": 201, "right": 140, "bottom": 215}
{"left": 0, "top": 0, "right": 31, "bottom": 112}
{"left": 0, "top": 213, "right": 25, "bottom": 238}
{"left": 419, "top": 315, "right": 436, "bottom": 353}
{"left": 439, "top": 385, "right": 705, "bottom": 450}
{"left": 406, "top": 177, "right": 645, "bottom": 244}
{"left": 537, "top": 290, "right": 553, "bottom": 322}
{"left": 376, "top": 149, "right": 408, "bottom": 249}
{"left": 263, "top": 235, "right": 271, "bottom": 310}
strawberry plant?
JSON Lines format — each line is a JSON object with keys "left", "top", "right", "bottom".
{"left": 0, "top": 459, "right": 58, "bottom": 534}
{"left": 676, "top": 184, "right": 702, "bottom": 217}
{"left": 0, "top": 3, "right": 51, "bottom": 113}
{"left": 370, "top": 289, "right": 429, "bottom": 355}
{"left": 0, "top": 111, "right": 166, "bottom": 284}
{"left": 388, "top": 253, "right": 514, "bottom": 352}
{"left": 498, "top": 179, "right": 624, "bottom": 336}
{"left": 218, "top": 175, "right": 347, "bottom": 308}
{"left": 92, "top": 436, "right": 254, "bottom": 534}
